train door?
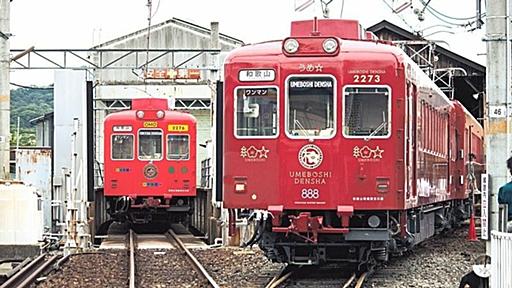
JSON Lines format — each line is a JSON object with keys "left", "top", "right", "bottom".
{"left": 406, "top": 81, "right": 417, "bottom": 200}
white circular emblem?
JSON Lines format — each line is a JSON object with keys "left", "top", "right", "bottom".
{"left": 298, "top": 144, "right": 323, "bottom": 169}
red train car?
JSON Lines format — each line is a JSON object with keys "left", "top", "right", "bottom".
{"left": 103, "top": 98, "right": 196, "bottom": 224}
{"left": 222, "top": 19, "right": 483, "bottom": 265}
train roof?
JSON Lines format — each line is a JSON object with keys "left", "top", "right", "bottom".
{"left": 105, "top": 109, "right": 196, "bottom": 123}
{"left": 225, "top": 19, "right": 404, "bottom": 63}
{"left": 104, "top": 97, "right": 196, "bottom": 123}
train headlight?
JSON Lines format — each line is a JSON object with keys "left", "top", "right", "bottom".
{"left": 368, "top": 215, "right": 381, "bottom": 228}
{"left": 156, "top": 110, "right": 165, "bottom": 119}
{"left": 322, "top": 38, "right": 338, "bottom": 53}
{"left": 283, "top": 38, "right": 299, "bottom": 54}
{"left": 136, "top": 110, "right": 145, "bottom": 119}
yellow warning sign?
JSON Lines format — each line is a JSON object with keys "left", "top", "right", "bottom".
{"left": 168, "top": 124, "right": 189, "bottom": 132}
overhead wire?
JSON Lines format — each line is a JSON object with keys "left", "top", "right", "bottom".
{"left": 380, "top": 0, "right": 416, "bottom": 31}
{"left": 151, "top": 0, "right": 160, "bottom": 19}
{"left": 339, "top": 0, "right": 345, "bottom": 18}
{"left": 419, "top": 0, "right": 478, "bottom": 21}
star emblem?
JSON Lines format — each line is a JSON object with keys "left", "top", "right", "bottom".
{"left": 259, "top": 146, "right": 270, "bottom": 158}
{"left": 373, "top": 146, "right": 384, "bottom": 158}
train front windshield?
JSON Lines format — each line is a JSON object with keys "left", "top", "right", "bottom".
{"left": 167, "top": 135, "right": 190, "bottom": 160}
{"left": 235, "top": 87, "right": 278, "bottom": 137}
{"left": 343, "top": 87, "right": 390, "bottom": 138}
{"left": 287, "top": 76, "right": 335, "bottom": 138}
{"left": 138, "top": 129, "right": 163, "bottom": 160}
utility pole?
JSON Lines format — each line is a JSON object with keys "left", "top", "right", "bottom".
{"left": 0, "top": 0, "right": 11, "bottom": 179}
{"left": 485, "top": 0, "right": 511, "bottom": 253}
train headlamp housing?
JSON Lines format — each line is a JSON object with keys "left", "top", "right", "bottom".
{"left": 136, "top": 110, "right": 145, "bottom": 119}
{"left": 156, "top": 110, "right": 165, "bottom": 119}
{"left": 322, "top": 38, "right": 338, "bottom": 53}
{"left": 283, "top": 38, "right": 299, "bottom": 54}
{"left": 368, "top": 215, "right": 381, "bottom": 228}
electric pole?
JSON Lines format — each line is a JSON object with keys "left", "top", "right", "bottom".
{"left": 0, "top": 0, "right": 11, "bottom": 179}
{"left": 485, "top": 0, "right": 511, "bottom": 252}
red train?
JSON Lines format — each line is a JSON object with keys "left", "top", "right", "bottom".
{"left": 222, "top": 19, "right": 483, "bottom": 265}
{"left": 103, "top": 98, "right": 197, "bottom": 225}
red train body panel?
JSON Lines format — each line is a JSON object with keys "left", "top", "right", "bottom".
{"left": 222, "top": 19, "right": 483, "bottom": 264}
{"left": 103, "top": 98, "right": 196, "bottom": 224}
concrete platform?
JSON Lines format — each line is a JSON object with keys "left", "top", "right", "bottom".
{"left": 0, "top": 245, "right": 40, "bottom": 259}
{"left": 170, "top": 224, "right": 208, "bottom": 249}
{"left": 137, "top": 234, "right": 175, "bottom": 249}
{"left": 98, "top": 235, "right": 126, "bottom": 250}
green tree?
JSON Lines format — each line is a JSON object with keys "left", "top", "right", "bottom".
{"left": 9, "top": 87, "right": 53, "bottom": 146}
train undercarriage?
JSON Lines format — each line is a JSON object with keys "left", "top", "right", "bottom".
{"left": 246, "top": 199, "right": 470, "bottom": 266}
{"left": 106, "top": 196, "right": 193, "bottom": 226}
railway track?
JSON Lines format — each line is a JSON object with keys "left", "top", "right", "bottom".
{"left": 0, "top": 254, "right": 60, "bottom": 288}
{"left": 129, "top": 227, "right": 217, "bottom": 288}
{"left": 167, "top": 229, "right": 220, "bottom": 288}
{"left": 264, "top": 265, "right": 371, "bottom": 288}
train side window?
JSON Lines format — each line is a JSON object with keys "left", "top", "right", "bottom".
{"left": 111, "top": 134, "right": 134, "bottom": 160}
{"left": 286, "top": 75, "right": 336, "bottom": 139}
{"left": 343, "top": 86, "right": 390, "bottom": 138}
{"left": 138, "top": 129, "right": 163, "bottom": 160}
{"left": 235, "top": 87, "right": 278, "bottom": 138}
{"left": 167, "top": 134, "right": 189, "bottom": 160}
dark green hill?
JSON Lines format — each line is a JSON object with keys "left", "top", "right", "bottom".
{"left": 10, "top": 87, "right": 54, "bottom": 146}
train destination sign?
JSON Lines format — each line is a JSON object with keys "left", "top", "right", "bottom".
{"left": 239, "top": 69, "right": 275, "bottom": 82}
{"left": 289, "top": 79, "right": 333, "bottom": 88}
{"left": 113, "top": 125, "right": 132, "bottom": 132}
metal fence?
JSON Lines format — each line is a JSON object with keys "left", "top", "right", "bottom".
{"left": 491, "top": 231, "right": 512, "bottom": 287}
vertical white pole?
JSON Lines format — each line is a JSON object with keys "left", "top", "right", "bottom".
{"left": 485, "top": 0, "right": 512, "bottom": 254}
{"left": 0, "top": 0, "right": 10, "bottom": 179}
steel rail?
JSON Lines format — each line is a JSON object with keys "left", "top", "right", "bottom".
{"left": 354, "top": 271, "right": 368, "bottom": 288}
{"left": 267, "top": 271, "right": 293, "bottom": 288}
{"left": 168, "top": 229, "right": 220, "bottom": 288}
{"left": 0, "top": 254, "right": 59, "bottom": 288}
{"left": 129, "top": 230, "right": 136, "bottom": 288}
{"left": 4, "top": 258, "right": 32, "bottom": 279}
{"left": 342, "top": 273, "right": 357, "bottom": 288}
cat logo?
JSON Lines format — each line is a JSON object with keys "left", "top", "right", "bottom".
{"left": 143, "top": 121, "right": 158, "bottom": 128}
{"left": 168, "top": 124, "right": 189, "bottom": 132}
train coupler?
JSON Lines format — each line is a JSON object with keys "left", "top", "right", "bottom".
{"left": 272, "top": 212, "right": 349, "bottom": 243}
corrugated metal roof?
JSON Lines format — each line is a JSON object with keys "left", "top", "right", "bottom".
{"left": 367, "top": 20, "right": 485, "bottom": 74}
{"left": 92, "top": 17, "right": 244, "bottom": 49}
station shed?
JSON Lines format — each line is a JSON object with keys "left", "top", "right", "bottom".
{"left": 367, "top": 20, "right": 485, "bottom": 121}
{"left": 90, "top": 18, "right": 244, "bottom": 187}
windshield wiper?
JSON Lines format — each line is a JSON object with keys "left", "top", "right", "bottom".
{"left": 364, "top": 111, "right": 387, "bottom": 141}
{"left": 293, "top": 109, "right": 309, "bottom": 137}
{"left": 294, "top": 119, "right": 309, "bottom": 137}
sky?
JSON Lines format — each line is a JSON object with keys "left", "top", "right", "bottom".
{"left": 8, "top": 0, "right": 486, "bottom": 87}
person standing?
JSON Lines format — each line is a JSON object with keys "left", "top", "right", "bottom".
{"left": 498, "top": 156, "right": 512, "bottom": 232}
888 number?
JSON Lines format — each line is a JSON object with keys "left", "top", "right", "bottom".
{"left": 301, "top": 188, "right": 320, "bottom": 199}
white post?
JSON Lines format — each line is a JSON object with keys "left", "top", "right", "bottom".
{"left": 485, "top": 0, "right": 512, "bottom": 255}
{"left": 0, "top": 0, "right": 10, "bottom": 179}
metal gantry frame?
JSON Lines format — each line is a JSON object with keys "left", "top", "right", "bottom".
{"left": 394, "top": 40, "right": 469, "bottom": 99}
{"left": 432, "top": 67, "right": 468, "bottom": 99}
{"left": 394, "top": 40, "right": 437, "bottom": 76}
{"left": 9, "top": 48, "right": 221, "bottom": 71}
